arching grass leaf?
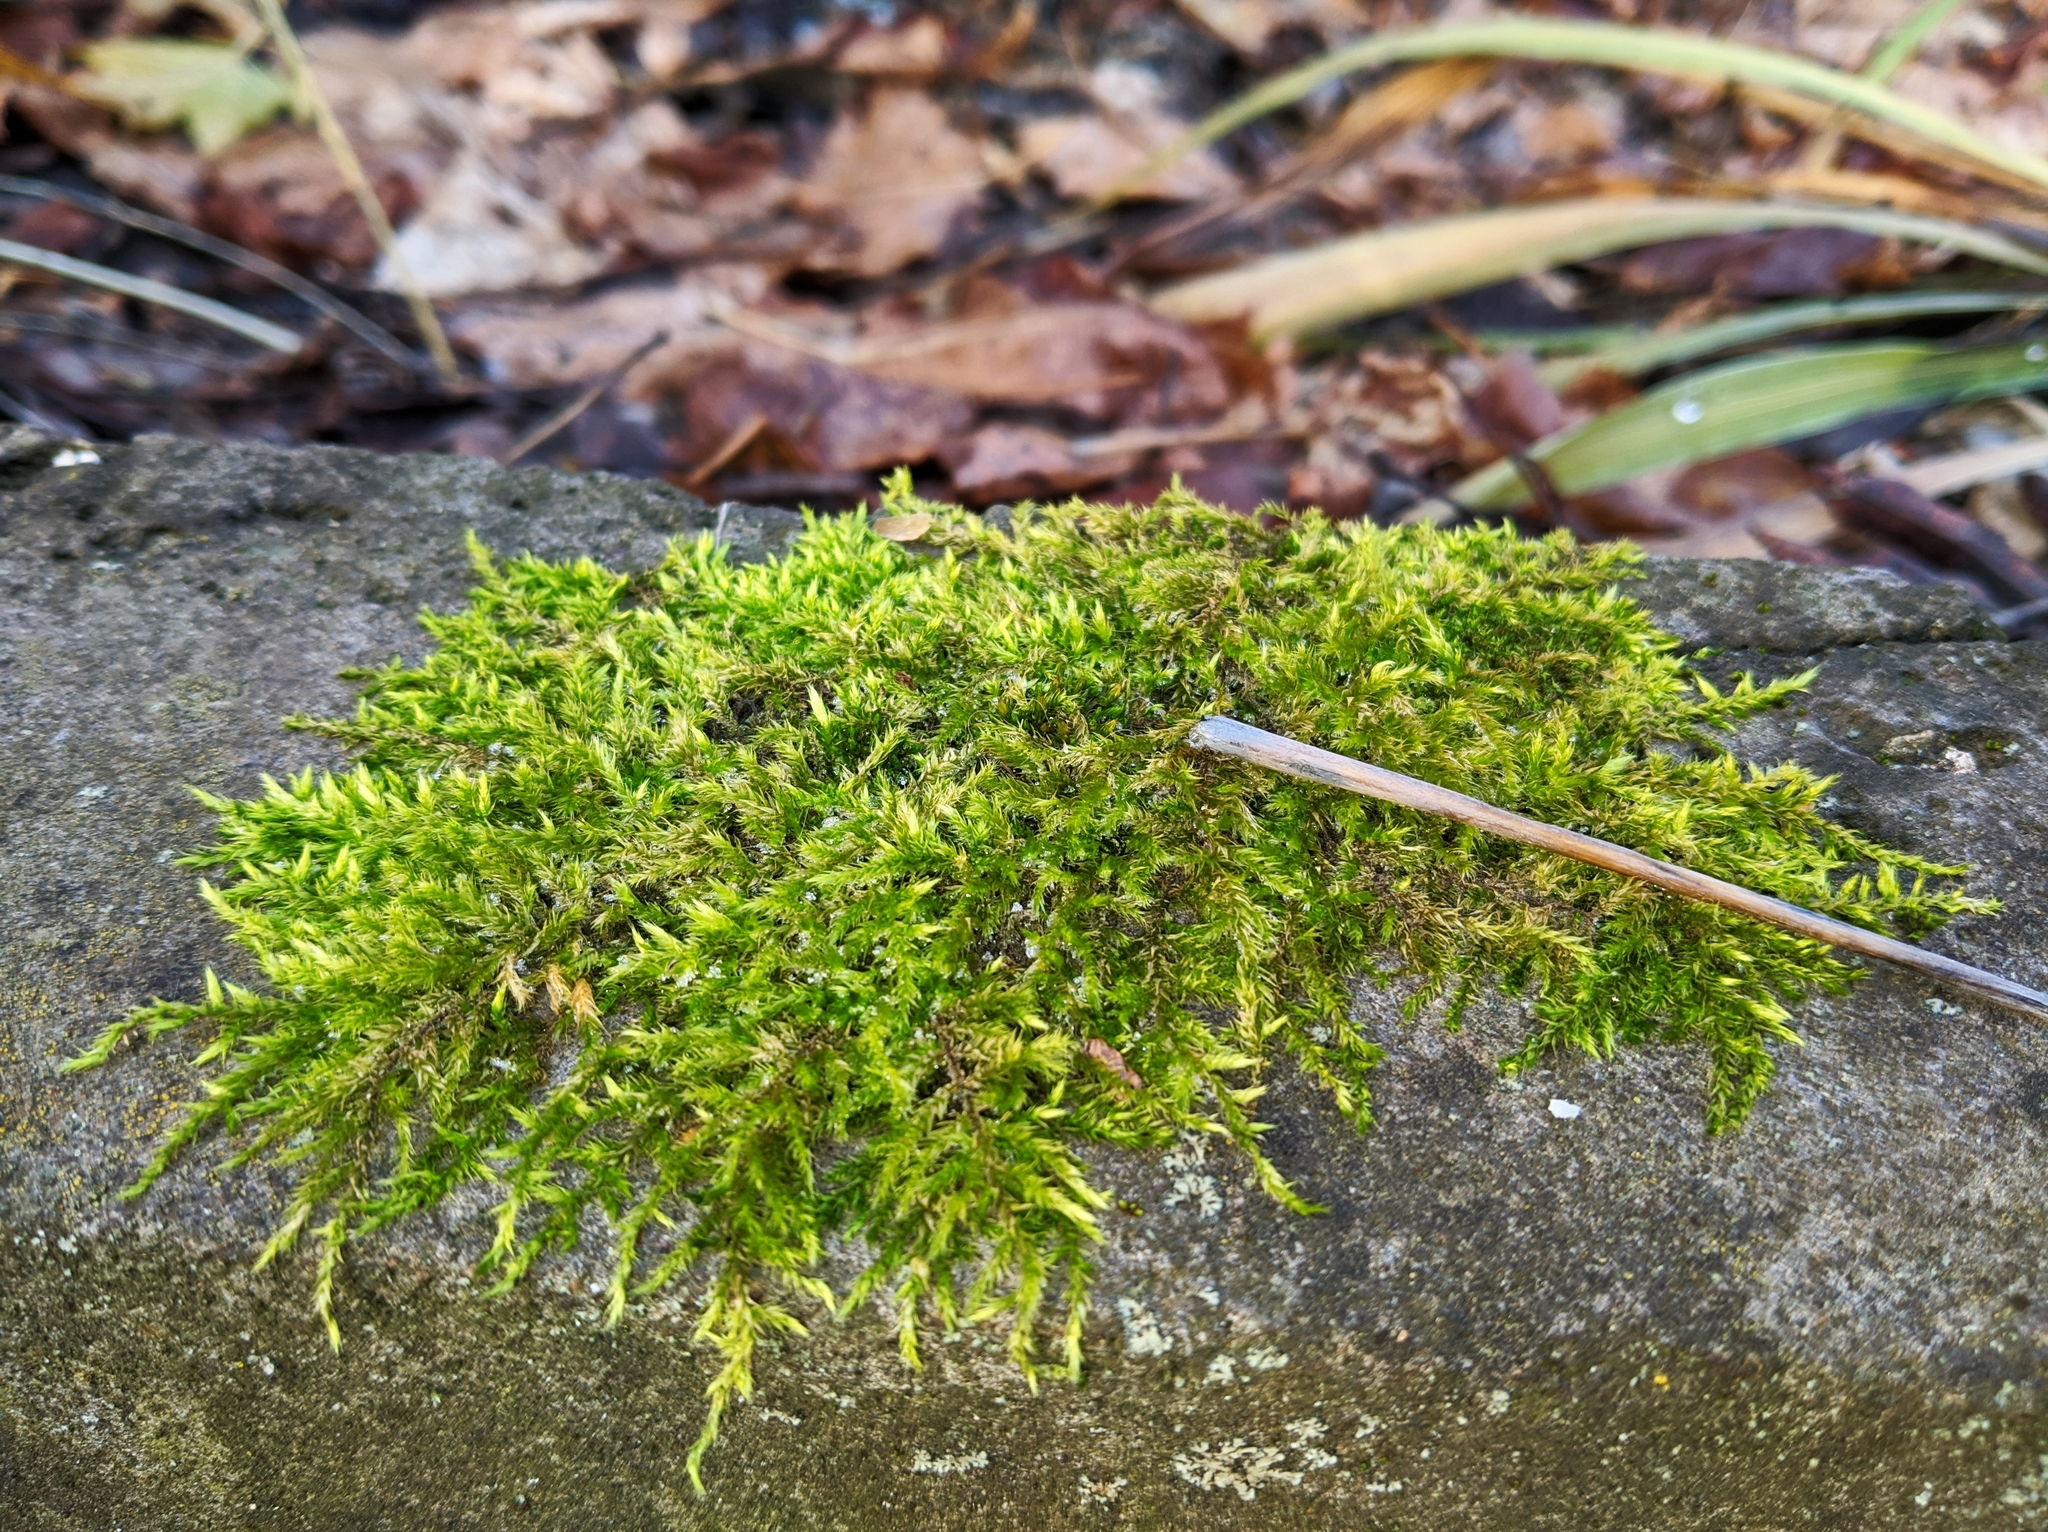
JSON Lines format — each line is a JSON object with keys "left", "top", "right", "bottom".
{"left": 1103, "top": 16, "right": 2048, "bottom": 205}
{"left": 1452, "top": 338, "right": 2048, "bottom": 512}
{"left": 1150, "top": 198, "right": 2048, "bottom": 340}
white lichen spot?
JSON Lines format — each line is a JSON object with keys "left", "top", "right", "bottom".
{"left": 1077, "top": 1474, "right": 1127, "bottom": 1505}
{"left": 1162, "top": 1135, "right": 1222, "bottom": 1220}
{"left": 1172, "top": 1439, "right": 1302, "bottom": 1501}
{"left": 1116, "top": 1296, "right": 1172, "bottom": 1358}
{"left": 1364, "top": 1478, "right": 1405, "bottom": 1493}
{"left": 1548, "top": 1097, "right": 1582, "bottom": 1120}
{"left": 1203, "top": 1353, "right": 1237, "bottom": 1385}
{"left": 1926, "top": 997, "right": 1964, "bottom": 1017}
{"left": 1486, "top": 1388, "right": 1512, "bottom": 1416}
{"left": 1245, "top": 1345, "right": 1289, "bottom": 1371}
{"left": 1285, "top": 1417, "right": 1338, "bottom": 1469}
{"left": 1354, "top": 1414, "right": 1383, "bottom": 1439}
{"left": 1997, "top": 1453, "right": 2048, "bottom": 1512}
{"left": 1915, "top": 1482, "right": 1934, "bottom": 1509}
{"left": 909, "top": 1449, "right": 988, "bottom": 1476}
{"left": 756, "top": 1408, "right": 803, "bottom": 1426}
{"left": 1940, "top": 747, "right": 1978, "bottom": 774}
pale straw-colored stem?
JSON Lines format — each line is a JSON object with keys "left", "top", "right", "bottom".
{"left": 250, "top": 0, "right": 459, "bottom": 383}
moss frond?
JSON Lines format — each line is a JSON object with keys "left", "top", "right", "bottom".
{"left": 80, "top": 485, "right": 1990, "bottom": 1485}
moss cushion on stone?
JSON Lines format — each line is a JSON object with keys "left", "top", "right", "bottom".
{"left": 67, "top": 476, "right": 1990, "bottom": 1485}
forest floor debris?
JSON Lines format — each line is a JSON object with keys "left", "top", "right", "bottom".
{"left": 5, "top": 0, "right": 2048, "bottom": 627}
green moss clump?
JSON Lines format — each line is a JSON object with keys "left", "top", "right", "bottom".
{"left": 70, "top": 479, "right": 1985, "bottom": 1485}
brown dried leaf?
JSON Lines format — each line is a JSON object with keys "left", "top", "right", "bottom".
{"left": 379, "top": 151, "right": 606, "bottom": 297}
{"left": 201, "top": 126, "right": 416, "bottom": 271}
{"left": 402, "top": 4, "right": 624, "bottom": 127}
{"left": 845, "top": 302, "right": 1232, "bottom": 424}
{"left": 792, "top": 87, "right": 987, "bottom": 277}
{"left": 1613, "top": 228, "right": 1902, "bottom": 299}
{"left": 1670, "top": 449, "right": 1814, "bottom": 522}
{"left": 1320, "top": 350, "right": 1491, "bottom": 477}
{"left": 1019, "top": 61, "right": 1239, "bottom": 202}
{"left": 451, "top": 269, "right": 767, "bottom": 388}
{"left": 2, "top": 200, "right": 103, "bottom": 257}
{"left": 558, "top": 101, "right": 796, "bottom": 265}
{"left": 939, "top": 423, "right": 1141, "bottom": 502}
{"left": 1466, "top": 353, "right": 1571, "bottom": 450}
{"left": 1510, "top": 96, "right": 1624, "bottom": 164}
{"left": 68, "top": 135, "right": 200, "bottom": 223}
{"left": 671, "top": 347, "right": 974, "bottom": 475}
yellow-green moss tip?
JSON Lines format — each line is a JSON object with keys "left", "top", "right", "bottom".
{"left": 74, "top": 483, "right": 1986, "bottom": 1482}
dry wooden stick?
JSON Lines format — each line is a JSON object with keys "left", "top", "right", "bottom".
{"left": 1188, "top": 715, "right": 2048, "bottom": 1022}
{"left": 497, "top": 329, "right": 670, "bottom": 468}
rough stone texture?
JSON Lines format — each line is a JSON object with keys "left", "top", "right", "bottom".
{"left": 1631, "top": 555, "right": 1997, "bottom": 652}
{"left": 3, "top": 431, "right": 2046, "bottom": 1529}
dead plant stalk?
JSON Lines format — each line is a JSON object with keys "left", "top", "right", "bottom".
{"left": 249, "top": 0, "right": 458, "bottom": 383}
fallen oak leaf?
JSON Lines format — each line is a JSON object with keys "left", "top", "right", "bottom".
{"left": 792, "top": 87, "right": 987, "bottom": 278}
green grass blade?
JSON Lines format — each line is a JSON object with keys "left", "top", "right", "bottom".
{"left": 1451, "top": 337, "right": 2048, "bottom": 511}
{"left": 1538, "top": 290, "right": 2048, "bottom": 387}
{"left": 1150, "top": 198, "right": 2048, "bottom": 340}
{"left": 1862, "top": 0, "right": 1967, "bottom": 82}
{"left": 1100, "top": 16, "right": 2048, "bottom": 204}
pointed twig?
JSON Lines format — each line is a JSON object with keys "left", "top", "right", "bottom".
{"left": 497, "top": 329, "right": 669, "bottom": 467}
{"left": 1187, "top": 715, "right": 2048, "bottom": 1022}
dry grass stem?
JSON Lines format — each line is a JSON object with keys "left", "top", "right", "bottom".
{"left": 497, "top": 329, "right": 671, "bottom": 467}
{"left": 0, "top": 234, "right": 302, "bottom": 352}
{"left": 0, "top": 174, "right": 415, "bottom": 370}
{"left": 249, "top": 0, "right": 458, "bottom": 382}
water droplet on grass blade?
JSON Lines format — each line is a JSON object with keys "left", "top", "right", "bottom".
{"left": 1671, "top": 398, "right": 1704, "bottom": 424}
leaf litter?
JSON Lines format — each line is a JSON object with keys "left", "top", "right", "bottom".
{"left": 6, "top": 0, "right": 2048, "bottom": 608}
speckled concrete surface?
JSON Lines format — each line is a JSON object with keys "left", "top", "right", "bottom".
{"left": 3, "top": 429, "right": 2045, "bottom": 1529}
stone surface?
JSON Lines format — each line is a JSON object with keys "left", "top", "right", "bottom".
{"left": 3, "top": 431, "right": 2046, "bottom": 1529}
